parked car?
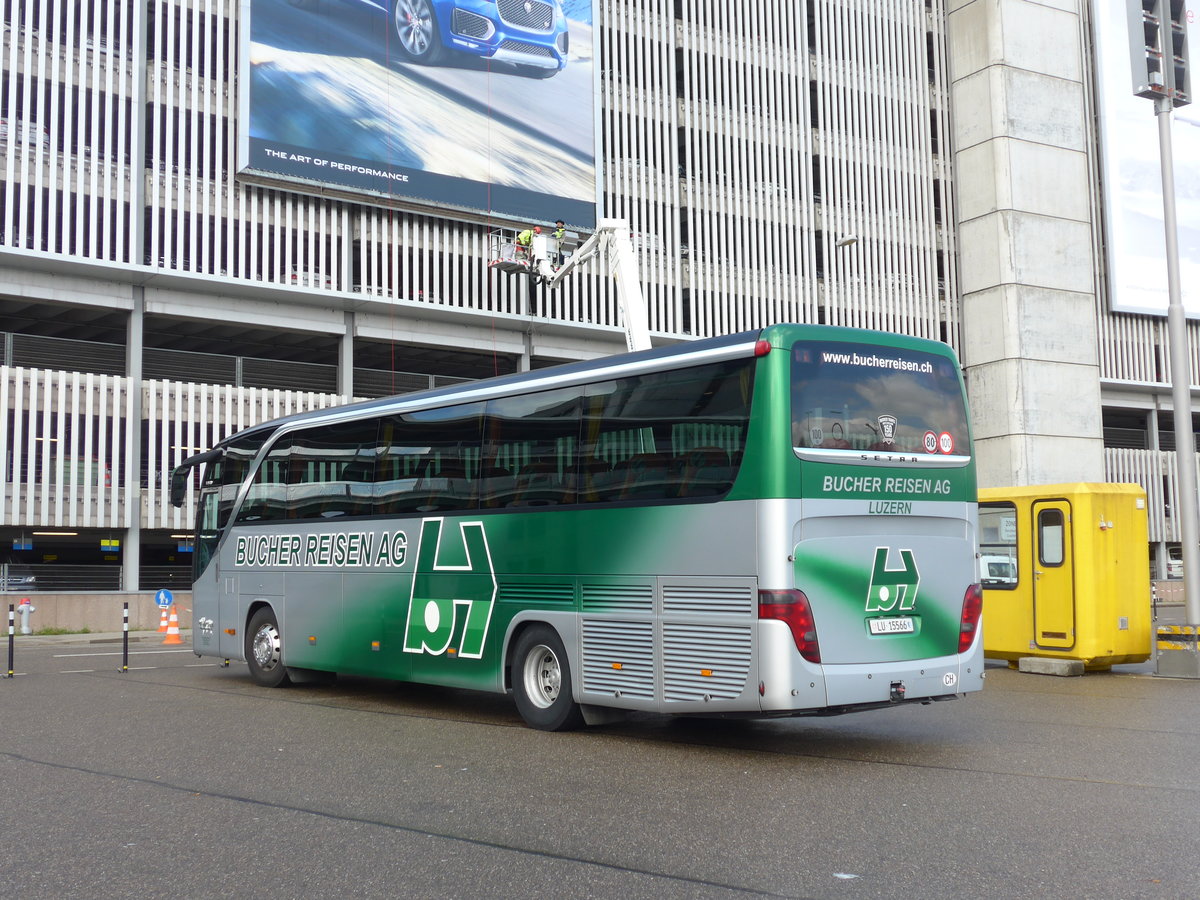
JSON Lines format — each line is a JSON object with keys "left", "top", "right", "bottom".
{"left": 0, "top": 567, "right": 36, "bottom": 592}
{"left": 0, "top": 117, "right": 51, "bottom": 150}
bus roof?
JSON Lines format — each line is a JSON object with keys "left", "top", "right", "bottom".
{"left": 215, "top": 328, "right": 763, "bottom": 448}
{"left": 212, "top": 324, "right": 960, "bottom": 450}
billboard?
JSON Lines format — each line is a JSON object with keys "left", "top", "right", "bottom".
{"left": 1094, "top": 0, "right": 1199, "bottom": 317}
{"left": 238, "top": 0, "right": 597, "bottom": 230}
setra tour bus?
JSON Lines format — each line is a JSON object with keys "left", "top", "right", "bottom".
{"left": 170, "top": 323, "right": 983, "bottom": 730}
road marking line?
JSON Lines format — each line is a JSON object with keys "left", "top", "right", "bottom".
{"left": 60, "top": 669, "right": 96, "bottom": 674}
{"left": 184, "top": 663, "right": 220, "bottom": 668}
{"left": 53, "top": 650, "right": 194, "bottom": 658}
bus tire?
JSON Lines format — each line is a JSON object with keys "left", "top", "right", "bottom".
{"left": 246, "top": 607, "right": 291, "bottom": 688}
{"left": 511, "top": 625, "right": 584, "bottom": 731}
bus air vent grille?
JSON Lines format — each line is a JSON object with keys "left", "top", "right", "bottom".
{"left": 663, "top": 624, "right": 752, "bottom": 702}
{"left": 496, "top": 583, "right": 573, "bottom": 605}
{"left": 662, "top": 585, "right": 754, "bottom": 616}
{"left": 581, "top": 583, "right": 653, "bottom": 613}
{"left": 581, "top": 620, "right": 654, "bottom": 699}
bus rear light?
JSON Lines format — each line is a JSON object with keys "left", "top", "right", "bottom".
{"left": 959, "top": 583, "right": 983, "bottom": 653}
{"left": 754, "top": 339, "right": 772, "bottom": 357}
{"left": 759, "top": 589, "right": 821, "bottom": 663}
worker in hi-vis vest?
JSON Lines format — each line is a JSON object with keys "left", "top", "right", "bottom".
{"left": 552, "top": 220, "right": 566, "bottom": 267}
{"left": 516, "top": 225, "right": 541, "bottom": 260}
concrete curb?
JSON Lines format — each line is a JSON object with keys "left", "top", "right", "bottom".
{"left": 1018, "top": 656, "right": 1085, "bottom": 677}
{"left": 13, "top": 630, "right": 194, "bottom": 647}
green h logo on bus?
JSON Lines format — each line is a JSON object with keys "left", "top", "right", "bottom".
{"left": 865, "top": 547, "right": 920, "bottom": 612}
{"left": 403, "top": 519, "right": 497, "bottom": 659}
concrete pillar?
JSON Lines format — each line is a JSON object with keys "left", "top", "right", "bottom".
{"left": 948, "top": 0, "right": 1105, "bottom": 487}
{"left": 519, "top": 331, "right": 532, "bottom": 373}
{"left": 338, "top": 311, "right": 354, "bottom": 400}
{"left": 123, "top": 288, "right": 144, "bottom": 592}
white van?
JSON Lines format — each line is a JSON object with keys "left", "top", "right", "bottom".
{"left": 980, "top": 555, "right": 1017, "bottom": 588}
{"left": 1167, "top": 546, "right": 1182, "bottom": 579}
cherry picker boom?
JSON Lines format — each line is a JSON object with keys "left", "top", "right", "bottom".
{"left": 490, "top": 218, "right": 651, "bottom": 353}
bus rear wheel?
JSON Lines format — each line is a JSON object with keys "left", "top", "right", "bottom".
{"left": 246, "top": 607, "right": 291, "bottom": 688}
{"left": 512, "top": 626, "right": 583, "bottom": 731}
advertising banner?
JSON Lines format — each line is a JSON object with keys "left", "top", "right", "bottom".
{"left": 238, "top": 0, "right": 597, "bottom": 230}
{"left": 1094, "top": 0, "right": 1199, "bottom": 317}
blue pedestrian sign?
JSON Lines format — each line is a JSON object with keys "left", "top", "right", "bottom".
{"left": 155, "top": 589, "right": 174, "bottom": 609}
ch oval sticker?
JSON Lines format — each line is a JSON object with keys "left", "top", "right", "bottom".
{"left": 943, "top": 672, "right": 958, "bottom": 687}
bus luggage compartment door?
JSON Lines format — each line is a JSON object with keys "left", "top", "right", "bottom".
{"left": 658, "top": 576, "right": 758, "bottom": 712}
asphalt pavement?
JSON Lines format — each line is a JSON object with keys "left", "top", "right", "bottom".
{"left": 1, "top": 635, "right": 1198, "bottom": 899}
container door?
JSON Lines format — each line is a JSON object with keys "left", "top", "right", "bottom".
{"left": 1032, "top": 500, "right": 1074, "bottom": 649}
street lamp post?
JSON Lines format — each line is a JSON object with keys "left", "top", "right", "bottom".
{"left": 1127, "top": 0, "right": 1199, "bottom": 626}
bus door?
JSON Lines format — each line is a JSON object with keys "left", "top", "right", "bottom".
{"left": 1032, "top": 499, "right": 1074, "bottom": 649}
{"left": 218, "top": 571, "right": 242, "bottom": 660}
{"left": 191, "top": 485, "right": 234, "bottom": 658}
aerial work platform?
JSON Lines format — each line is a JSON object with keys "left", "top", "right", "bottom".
{"left": 487, "top": 219, "right": 651, "bottom": 353}
{"left": 488, "top": 229, "right": 576, "bottom": 280}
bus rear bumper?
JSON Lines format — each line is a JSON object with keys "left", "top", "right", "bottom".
{"left": 758, "top": 622, "right": 985, "bottom": 714}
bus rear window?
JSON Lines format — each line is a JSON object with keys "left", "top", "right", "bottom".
{"left": 791, "top": 342, "right": 969, "bottom": 456}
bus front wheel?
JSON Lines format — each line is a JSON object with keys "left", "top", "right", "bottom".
{"left": 511, "top": 626, "right": 583, "bottom": 731}
{"left": 246, "top": 607, "right": 291, "bottom": 688}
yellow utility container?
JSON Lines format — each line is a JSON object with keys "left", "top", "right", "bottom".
{"left": 977, "top": 483, "right": 1151, "bottom": 670}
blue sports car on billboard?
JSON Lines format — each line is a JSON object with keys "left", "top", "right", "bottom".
{"left": 388, "top": 0, "right": 569, "bottom": 78}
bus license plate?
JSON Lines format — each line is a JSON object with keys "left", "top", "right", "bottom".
{"left": 869, "top": 617, "right": 914, "bottom": 635}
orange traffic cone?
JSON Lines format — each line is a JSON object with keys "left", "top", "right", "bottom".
{"left": 163, "top": 605, "right": 183, "bottom": 645}
{"left": 157, "top": 606, "right": 170, "bottom": 633}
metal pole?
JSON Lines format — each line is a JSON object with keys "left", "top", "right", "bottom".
{"left": 7, "top": 605, "right": 14, "bottom": 678}
{"left": 121, "top": 601, "right": 129, "bottom": 673}
{"left": 1156, "top": 96, "right": 1200, "bottom": 626}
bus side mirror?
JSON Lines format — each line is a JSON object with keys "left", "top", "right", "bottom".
{"left": 169, "top": 466, "right": 189, "bottom": 508}
{"left": 170, "top": 447, "right": 223, "bottom": 508}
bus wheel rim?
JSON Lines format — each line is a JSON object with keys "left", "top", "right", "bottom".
{"left": 522, "top": 644, "right": 560, "bottom": 709}
{"left": 252, "top": 622, "right": 281, "bottom": 671}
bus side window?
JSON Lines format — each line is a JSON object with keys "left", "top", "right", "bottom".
{"left": 286, "top": 421, "right": 380, "bottom": 519}
{"left": 677, "top": 446, "right": 733, "bottom": 497}
{"left": 478, "top": 462, "right": 517, "bottom": 508}
{"left": 216, "top": 432, "right": 272, "bottom": 527}
{"left": 236, "top": 438, "right": 291, "bottom": 523}
{"left": 378, "top": 402, "right": 484, "bottom": 513}
{"left": 484, "top": 387, "right": 581, "bottom": 508}
{"left": 582, "top": 361, "right": 751, "bottom": 504}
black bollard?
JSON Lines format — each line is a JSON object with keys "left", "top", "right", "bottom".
{"left": 121, "top": 601, "right": 129, "bottom": 673}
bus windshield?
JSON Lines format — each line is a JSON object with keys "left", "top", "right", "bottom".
{"left": 790, "top": 341, "right": 969, "bottom": 456}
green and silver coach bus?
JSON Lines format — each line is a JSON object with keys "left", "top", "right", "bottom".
{"left": 171, "top": 324, "right": 983, "bottom": 730}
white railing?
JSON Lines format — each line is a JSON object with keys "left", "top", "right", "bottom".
{"left": 1, "top": 366, "right": 344, "bottom": 529}
{"left": 1103, "top": 446, "right": 1194, "bottom": 543}
{"left": 0, "top": 367, "right": 129, "bottom": 528}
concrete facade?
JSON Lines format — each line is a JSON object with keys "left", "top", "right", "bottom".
{"left": 948, "top": 0, "right": 1106, "bottom": 487}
